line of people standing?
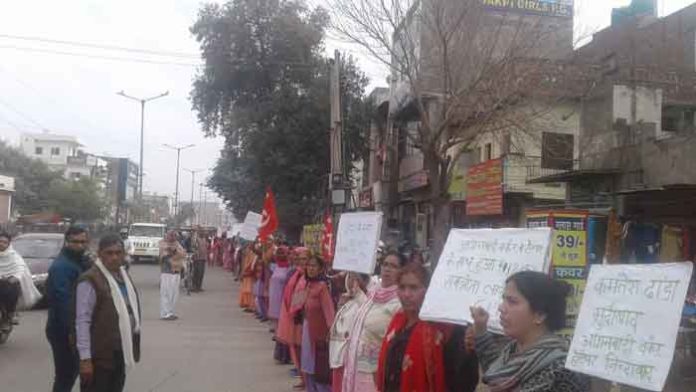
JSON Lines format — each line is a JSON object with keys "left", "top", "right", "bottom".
{"left": 235, "top": 238, "right": 592, "bottom": 392}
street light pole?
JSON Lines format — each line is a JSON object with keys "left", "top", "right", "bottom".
{"left": 117, "top": 90, "right": 169, "bottom": 199}
{"left": 198, "top": 182, "right": 204, "bottom": 225}
{"left": 163, "top": 144, "right": 195, "bottom": 217}
{"left": 184, "top": 168, "right": 203, "bottom": 223}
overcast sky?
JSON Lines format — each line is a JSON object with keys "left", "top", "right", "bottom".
{"left": 0, "top": 0, "right": 694, "bottom": 203}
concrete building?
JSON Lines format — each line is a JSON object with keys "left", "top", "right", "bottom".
{"left": 19, "top": 132, "right": 102, "bottom": 180}
{"left": 104, "top": 158, "right": 139, "bottom": 225}
{"left": 137, "top": 193, "right": 171, "bottom": 224}
{"left": 382, "top": 0, "right": 577, "bottom": 247}
{"left": 0, "top": 175, "right": 14, "bottom": 224}
{"left": 528, "top": 2, "right": 696, "bottom": 258}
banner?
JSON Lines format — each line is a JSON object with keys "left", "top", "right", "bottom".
{"left": 420, "top": 228, "right": 552, "bottom": 332}
{"left": 258, "top": 188, "right": 278, "bottom": 242}
{"left": 566, "top": 262, "right": 694, "bottom": 391}
{"left": 466, "top": 158, "right": 503, "bottom": 216}
{"left": 240, "top": 211, "right": 262, "bottom": 241}
{"left": 481, "top": 0, "right": 574, "bottom": 18}
{"left": 332, "top": 212, "right": 383, "bottom": 274}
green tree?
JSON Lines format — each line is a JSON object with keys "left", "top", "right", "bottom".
{"left": 191, "top": 0, "right": 370, "bottom": 238}
{"left": 45, "top": 177, "right": 106, "bottom": 222}
{"left": 0, "top": 140, "right": 59, "bottom": 215}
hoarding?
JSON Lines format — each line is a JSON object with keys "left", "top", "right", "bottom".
{"left": 466, "top": 158, "right": 503, "bottom": 216}
{"left": 481, "top": 0, "right": 574, "bottom": 18}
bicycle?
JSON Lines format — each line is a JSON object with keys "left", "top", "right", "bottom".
{"left": 181, "top": 253, "right": 194, "bottom": 296}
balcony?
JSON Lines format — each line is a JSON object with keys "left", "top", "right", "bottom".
{"left": 525, "top": 156, "right": 579, "bottom": 183}
{"left": 67, "top": 156, "right": 87, "bottom": 166}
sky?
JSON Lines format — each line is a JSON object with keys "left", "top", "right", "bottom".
{"left": 0, "top": 0, "right": 694, "bottom": 203}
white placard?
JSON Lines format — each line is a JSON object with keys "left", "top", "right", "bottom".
{"left": 419, "top": 228, "right": 552, "bottom": 332}
{"left": 332, "top": 212, "right": 383, "bottom": 274}
{"left": 240, "top": 211, "right": 262, "bottom": 241}
{"left": 565, "top": 262, "right": 693, "bottom": 391}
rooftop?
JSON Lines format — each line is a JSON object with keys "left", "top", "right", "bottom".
{"left": 23, "top": 132, "right": 83, "bottom": 146}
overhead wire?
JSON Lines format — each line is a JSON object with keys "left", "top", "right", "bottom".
{"left": 0, "top": 33, "right": 199, "bottom": 59}
{"left": 0, "top": 45, "right": 201, "bottom": 67}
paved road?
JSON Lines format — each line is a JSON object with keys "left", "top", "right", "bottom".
{"left": 0, "top": 264, "right": 293, "bottom": 392}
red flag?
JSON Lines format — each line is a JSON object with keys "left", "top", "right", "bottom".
{"left": 258, "top": 188, "right": 278, "bottom": 242}
{"left": 321, "top": 213, "right": 334, "bottom": 262}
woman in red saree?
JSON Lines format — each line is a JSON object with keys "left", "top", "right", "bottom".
{"left": 377, "top": 263, "right": 447, "bottom": 392}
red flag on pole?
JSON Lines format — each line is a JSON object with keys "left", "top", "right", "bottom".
{"left": 259, "top": 188, "right": 278, "bottom": 242}
{"left": 321, "top": 213, "right": 334, "bottom": 262}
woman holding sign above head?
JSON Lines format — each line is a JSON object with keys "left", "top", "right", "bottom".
{"left": 342, "top": 251, "right": 406, "bottom": 392}
{"left": 470, "top": 271, "right": 590, "bottom": 392}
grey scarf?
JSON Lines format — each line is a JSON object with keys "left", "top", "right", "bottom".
{"left": 483, "top": 334, "right": 569, "bottom": 391}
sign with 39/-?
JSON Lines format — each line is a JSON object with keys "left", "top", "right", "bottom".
{"left": 553, "top": 230, "right": 587, "bottom": 267}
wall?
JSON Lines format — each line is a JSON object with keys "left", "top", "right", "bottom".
{"left": 0, "top": 192, "right": 11, "bottom": 224}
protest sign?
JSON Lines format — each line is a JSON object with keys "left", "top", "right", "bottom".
{"left": 565, "top": 262, "right": 693, "bottom": 391}
{"left": 420, "top": 228, "right": 552, "bottom": 332}
{"left": 240, "top": 212, "right": 262, "bottom": 241}
{"left": 332, "top": 212, "right": 383, "bottom": 274}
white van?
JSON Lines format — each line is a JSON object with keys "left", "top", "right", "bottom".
{"left": 128, "top": 223, "right": 166, "bottom": 263}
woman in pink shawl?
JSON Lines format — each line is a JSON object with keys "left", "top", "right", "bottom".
{"left": 277, "top": 247, "right": 310, "bottom": 390}
{"left": 341, "top": 251, "right": 406, "bottom": 392}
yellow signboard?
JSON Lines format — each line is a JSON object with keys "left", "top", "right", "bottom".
{"left": 552, "top": 230, "right": 587, "bottom": 267}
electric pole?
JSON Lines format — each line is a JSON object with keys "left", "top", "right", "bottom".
{"left": 163, "top": 144, "right": 195, "bottom": 217}
{"left": 184, "top": 168, "right": 203, "bottom": 224}
{"left": 116, "top": 90, "right": 169, "bottom": 199}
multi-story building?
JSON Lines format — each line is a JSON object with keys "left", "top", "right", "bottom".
{"left": 137, "top": 192, "right": 171, "bottom": 224}
{"left": 528, "top": 2, "right": 696, "bottom": 263}
{"left": 0, "top": 175, "right": 14, "bottom": 225}
{"left": 382, "top": 0, "right": 577, "bottom": 247}
{"left": 104, "top": 158, "right": 139, "bottom": 225}
{"left": 19, "top": 132, "right": 104, "bottom": 181}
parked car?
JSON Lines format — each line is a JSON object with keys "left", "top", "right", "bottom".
{"left": 12, "top": 233, "right": 64, "bottom": 307}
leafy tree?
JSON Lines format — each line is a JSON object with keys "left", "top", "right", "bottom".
{"left": 45, "top": 177, "right": 106, "bottom": 222}
{"left": 0, "top": 141, "right": 106, "bottom": 221}
{"left": 0, "top": 140, "right": 59, "bottom": 215}
{"left": 191, "top": 0, "right": 370, "bottom": 238}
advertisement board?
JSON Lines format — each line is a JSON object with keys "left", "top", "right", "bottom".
{"left": 481, "top": 0, "right": 574, "bottom": 18}
{"left": 466, "top": 158, "right": 503, "bottom": 216}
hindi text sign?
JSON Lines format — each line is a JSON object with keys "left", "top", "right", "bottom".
{"left": 332, "top": 212, "right": 383, "bottom": 274}
{"left": 566, "top": 262, "right": 694, "bottom": 391}
{"left": 420, "top": 228, "right": 552, "bottom": 332}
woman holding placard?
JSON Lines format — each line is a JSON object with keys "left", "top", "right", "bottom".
{"left": 342, "top": 251, "right": 406, "bottom": 392}
{"left": 377, "top": 263, "right": 479, "bottom": 392}
{"left": 470, "top": 271, "right": 590, "bottom": 392}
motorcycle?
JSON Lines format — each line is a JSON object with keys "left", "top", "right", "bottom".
{"left": 0, "top": 299, "right": 13, "bottom": 344}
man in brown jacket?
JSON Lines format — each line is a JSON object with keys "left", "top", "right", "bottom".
{"left": 75, "top": 234, "right": 141, "bottom": 392}
{"left": 191, "top": 227, "right": 209, "bottom": 292}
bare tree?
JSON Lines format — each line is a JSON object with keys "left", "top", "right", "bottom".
{"left": 328, "top": 0, "right": 594, "bottom": 257}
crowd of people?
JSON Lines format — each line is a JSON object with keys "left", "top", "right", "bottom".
{"left": 227, "top": 237, "right": 592, "bottom": 392}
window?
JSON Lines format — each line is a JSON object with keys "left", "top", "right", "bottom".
{"left": 541, "top": 132, "right": 574, "bottom": 170}
{"left": 662, "top": 106, "right": 696, "bottom": 133}
{"left": 35, "top": 147, "right": 43, "bottom": 155}
{"left": 484, "top": 143, "right": 492, "bottom": 161}
{"left": 51, "top": 147, "right": 61, "bottom": 156}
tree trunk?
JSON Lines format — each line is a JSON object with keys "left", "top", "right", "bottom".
{"left": 430, "top": 197, "right": 451, "bottom": 266}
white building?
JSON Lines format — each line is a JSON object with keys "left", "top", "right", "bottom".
{"left": 0, "top": 175, "right": 15, "bottom": 224}
{"left": 20, "top": 132, "right": 96, "bottom": 180}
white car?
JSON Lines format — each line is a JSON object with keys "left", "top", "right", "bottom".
{"left": 127, "top": 223, "right": 165, "bottom": 263}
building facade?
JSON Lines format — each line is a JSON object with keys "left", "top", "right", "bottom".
{"left": 0, "top": 175, "right": 14, "bottom": 224}
{"left": 19, "top": 132, "right": 105, "bottom": 181}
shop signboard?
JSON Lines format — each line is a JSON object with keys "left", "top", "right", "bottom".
{"left": 466, "top": 158, "right": 503, "bottom": 216}
{"left": 481, "top": 0, "right": 574, "bottom": 18}
{"left": 527, "top": 210, "right": 589, "bottom": 335}
{"left": 302, "top": 224, "right": 323, "bottom": 255}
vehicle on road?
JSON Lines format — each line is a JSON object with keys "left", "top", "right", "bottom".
{"left": 0, "top": 293, "right": 14, "bottom": 344}
{"left": 12, "top": 232, "right": 64, "bottom": 306}
{"left": 128, "top": 223, "right": 166, "bottom": 263}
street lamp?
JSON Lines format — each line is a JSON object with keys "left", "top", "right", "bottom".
{"left": 184, "top": 168, "right": 204, "bottom": 223}
{"left": 116, "top": 90, "right": 169, "bottom": 199}
{"left": 163, "top": 143, "right": 195, "bottom": 216}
